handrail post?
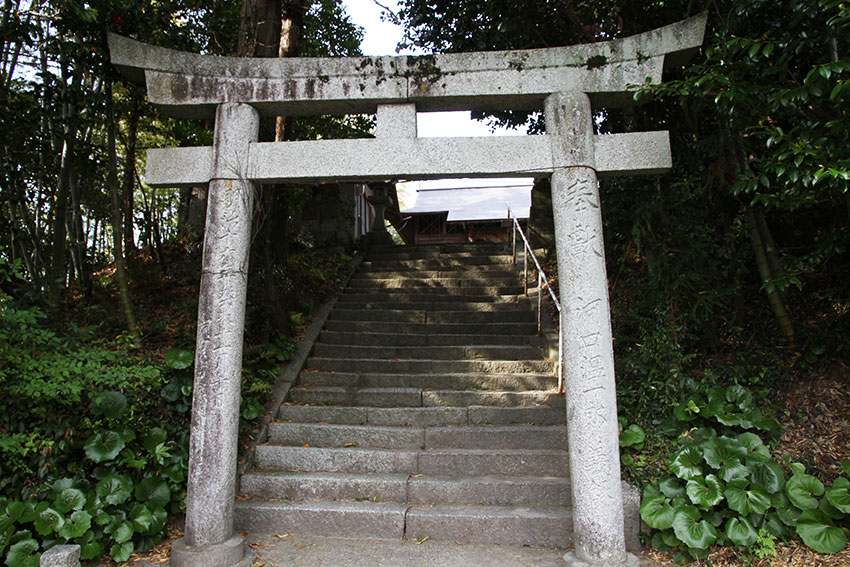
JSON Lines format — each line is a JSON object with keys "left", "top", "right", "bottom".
{"left": 558, "top": 325, "right": 564, "bottom": 394}
{"left": 537, "top": 273, "right": 543, "bottom": 336}
{"left": 511, "top": 211, "right": 517, "bottom": 265}
{"left": 523, "top": 247, "right": 528, "bottom": 296}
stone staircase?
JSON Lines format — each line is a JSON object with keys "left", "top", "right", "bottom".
{"left": 234, "top": 242, "right": 572, "bottom": 547}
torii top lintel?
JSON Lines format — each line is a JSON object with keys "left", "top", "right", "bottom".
{"left": 108, "top": 14, "right": 706, "bottom": 120}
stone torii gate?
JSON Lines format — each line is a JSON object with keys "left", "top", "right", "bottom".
{"left": 109, "top": 14, "right": 705, "bottom": 567}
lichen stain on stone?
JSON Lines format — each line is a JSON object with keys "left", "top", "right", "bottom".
{"left": 285, "top": 80, "right": 297, "bottom": 100}
{"left": 585, "top": 55, "right": 608, "bottom": 70}
{"left": 172, "top": 75, "right": 189, "bottom": 101}
{"left": 304, "top": 78, "right": 316, "bottom": 99}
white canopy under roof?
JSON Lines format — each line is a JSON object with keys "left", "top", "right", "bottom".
{"left": 401, "top": 183, "right": 532, "bottom": 222}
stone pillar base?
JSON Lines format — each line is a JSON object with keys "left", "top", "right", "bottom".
{"left": 171, "top": 535, "right": 256, "bottom": 567}
{"left": 563, "top": 550, "right": 640, "bottom": 567}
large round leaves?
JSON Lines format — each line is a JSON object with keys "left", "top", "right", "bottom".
{"left": 725, "top": 517, "right": 758, "bottom": 548}
{"left": 672, "top": 505, "right": 717, "bottom": 550}
{"left": 686, "top": 475, "right": 724, "bottom": 508}
{"left": 670, "top": 446, "right": 704, "bottom": 480}
{"left": 96, "top": 474, "right": 132, "bottom": 505}
{"left": 825, "top": 477, "right": 850, "bottom": 513}
{"left": 640, "top": 495, "right": 676, "bottom": 531}
{"left": 796, "top": 509, "right": 847, "bottom": 554}
{"left": 725, "top": 479, "right": 771, "bottom": 515}
{"left": 135, "top": 477, "right": 171, "bottom": 510}
{"left": 786, "top": 465, "right": 825, "bottom": 510}
{"left": 84, "top": 431, "right": 125, "bottom": 463}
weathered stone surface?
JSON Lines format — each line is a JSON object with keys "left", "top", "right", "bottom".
{"left": 422, "top": 390, "right": 559, "bottom": 408}
{"left": 240, "top": 471, "right": 409, "bottom": 503}
{"left": 407, "top": 475, "right": 571, "bottom": 507}
{"left": 418, "top": 449, "right": 569, "bottom": 477}
{"left": 39, "top": 545, "right": 80, "bottom": 567}
{"left": 255, "top": 445, "right": 419, "bottom": 474}
{"left": 547, "top": 91, "right": 631, "bottom": 566}
{"left": 268, "top": 422, "right": 426, "bottom": 449}
{"left": 109, "top": 15, "right": 706, "bottom": 117}
{"left": 424, "top": 425, "right": 567, "bottom": 450}
{"left": 405, "top": 505, "right": 572, "bottom": 548}
{"left": 288, "top": 386, "right": 422, "bottom": 407}
{"left": 145, "top": 132, "right": 673, "bottom": 188}
{"left": 365, "top": 407, "right": 467, "bottom": 427}
{"left": 234, "top": 500, "right": 407, "bottom": 539}
{"left": 467, "top": 405, "right": 565, "bottom": 426}
{"left": 183, "top": 103, "right": 258, "bottom": 555}
{"left": 377, "top": 103, "right": 417, "bottom": 138}
{"left": 171, "top": 535, "right": 256, "bottom": 567}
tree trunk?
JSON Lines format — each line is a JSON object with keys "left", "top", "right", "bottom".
{"left": 48, "top": 57, "right": 80, "bottom": 306}
{"left": 68, "top": 161, "right": 91, "bottom": 296}
{"left": 106, "top": 80, "right": 142, "bottom": 345}
{"left": 122, "top": 97, "right": 140, "bottom": 256}
{"left": 747, "top": 209, "right": 795, "bottom": 347}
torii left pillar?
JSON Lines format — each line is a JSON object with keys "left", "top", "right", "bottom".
{"left": 171, "top": 102, "right": 259, "bottom": 567}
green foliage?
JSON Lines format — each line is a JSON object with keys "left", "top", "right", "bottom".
{"left": 640, "top": 383, "right": 850, "bottom": 559}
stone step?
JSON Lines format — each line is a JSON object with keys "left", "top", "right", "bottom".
{"left": 289, "top": 386, "right": 560, "bottom": 408}
{"left": 342, "top": 285, "right": 529, "bottom": 296}
{"left": 323, "top": 320, "right": 539, "bottom": 336}
{"left": 297, "top": 370, "right": 555, "bottom": 391}
{"left": 267, "top": 423, "right": 567, "bottom": 450}
{"left": 310, "top": 344, "right": 542, "bottom": 361}
{"left": 337, "top": 292, "right": 526, "bottom": 304}
{"left": 240, "top": 471, "right": 570, "bottom": 507}
{"left": 255, "top": 445, "right": 569, "bottom": 476}
{"left": 368, "top": 247, "right": 510, "bottom": 260}
{"left": 240, "top": 471, "right": 409, "bottom": 503}
{"left": 332, "top": 301, "right": 532, "bottom": 312}
{"left": 363, "top": 264, "right": 520, "bottom": 275}
{"left": 277, "top": 405, "right": 565, "bottom": 427}
{"left": 351, "top": 269, "right": 520, "bottom": 281}
{"left": 362, "top": 255, "right": 516, "bottom": 269}
{"left": 347, "top": 278, "right": 526, "bottom": 291}
{"left": 406, "top": 475, "right": 571, "bottom": 507}
{"left": 234, "top": 500, "right": 407, "bottom": 539}
{"left": 234, "top": 500, "right": 571, "bottom": 547}
{"left": 327, "top": 309, "right": 535, "bottom": 324}
{"left": 405, "top": 504, "right": 571, "bottom": 548}
{"left": 318, "top": 331, "right": 542, "bottom": 347}
{"left": 305, "top": 357, "right": 554, "bottom": 375}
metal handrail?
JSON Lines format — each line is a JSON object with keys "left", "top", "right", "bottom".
{"left": 507, "top": 205, "right": 564, "bottom": 394}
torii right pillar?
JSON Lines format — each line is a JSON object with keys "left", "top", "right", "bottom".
{"left": 546, "top": 91, "right": 639, "bottom": 567}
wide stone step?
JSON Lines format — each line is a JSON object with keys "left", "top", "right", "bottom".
{"left": 367, "top": 248, "right": 510, "bottom": 261}
{"left": 298, "top": 370, "right": 555, "bottom": 391}
{"left": 311, "top": 344, "right": 542, "bottom": 361}
{"left": 267, "top": 423, "right": 567, "bottom": 450}
{"left": 240, "top": 471, "right": 570, "bottom": 508}
{"left": 234, "top": 500, "right": 407, "bottom": 539}
{"left": 306, "top": 357, "right": 553, "bottom": 375}
{"left": 337, "top": 292, "right": 525, "bottom": 304}
{"left": 341, "top": 285, "right": 530, "bottom": 296}
{"left": 347, "top": 278, "right": 525, "bottom": 291}
{"left": 323, "top": 320, "right": 539, "bottom": 335}
{"left": 407, "top": 475, "right": 571, "bottom": 507}
{"left": 318, "top": 331, "right": 542, "bottom": 347}
{"left": 240, "top": 471, "right": 408, "bottom": 502}
{"left": 405, "top": 504, "right": 571, "bottom": 548}
{"left": 362, "top": 256, "right": 516, "bottom": 269}
{"left": 363, "top": 264, "right": 520, "bottom": 275}
{"left": 277, "top": 405, "right": 565, "bottom": 427}
{"left": 289, "top": 386, "right": 560, "bottom": 408}
{"left": 328, "top": 309, "right": 535, "bottom": 324}
{"left": 351, "top": 269, "right": 520, "bottom": 281}
{"left": 333, "top": 301, "right": 532, "bottom": 312}
{"left": 255, "top": 445, "right": 569, "bottom": 476}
